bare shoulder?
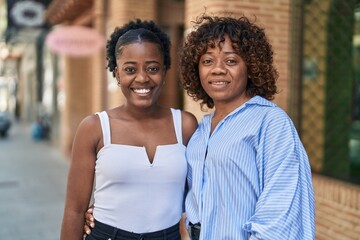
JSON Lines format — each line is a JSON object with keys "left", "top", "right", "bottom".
{"left": 181, "top": 110, "right": 198, "bottom": 145}
{"left": 181, "top": 110, "right": 198, "bottom": 126}
{"left": 73, "top": 114, "right": 102, "bottom": 148}
{"left": 77, "top": 114, "right": 100, "bottom": 134}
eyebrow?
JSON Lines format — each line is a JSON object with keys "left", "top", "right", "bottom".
{"left": 122, "top": 60, "right": 161, "bottom": 65}
{"left": 204, "top": 51, "right": 237, "bottom": 55}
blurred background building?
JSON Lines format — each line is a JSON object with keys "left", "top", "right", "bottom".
{"left": 0, "top": 0, "right": 359, "bottom": 239}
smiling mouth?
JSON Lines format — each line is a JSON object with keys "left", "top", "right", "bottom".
{"left": 131, "top": 88, "right": 153, "bottom": 94}
{"left": 209, "top": 81, "right": 229, "bottom": 85}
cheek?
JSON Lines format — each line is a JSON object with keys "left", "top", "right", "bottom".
{"left": 117, "top": 70, "right": 126, "bottom": 81}
{"left": 117, "top": 74, "right": 132, "bottom": 87}
{"left": 240, "top": 63, "right": 248, "bottom": 77}
{"left": 152, "top": 73, "right": 165, "bottom": 85}
{"left": 232, "top": 67, "right": 247, "bottom": 81}
{"left": 199, "top": 71, "right": 206, "bottom": 84}
{"left": 242, "top": 67, "right": 248, "bottom": 78}
{"left": 200, "top": 78, "right": 209, "bottom": 92}
{"left": 198, "top": 67, "right": 207, "bottom": 81}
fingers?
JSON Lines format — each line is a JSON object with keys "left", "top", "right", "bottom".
{"left": 84, "top": 224, "right": 92, "bottom": 235}
{"left": 85, "top": 219, "right": 95, "bottom": 228}
{"left": 85, "top": 206, "right": 94, "bottom": 215}
{"left": 83, "top": 206, "right": 95, "bottom": 237}
{"left": 85, "top": 208, "right": 95, "bottom": 228}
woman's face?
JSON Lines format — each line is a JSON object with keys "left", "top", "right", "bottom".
{"left": 115, "top": 42, "right": 166, "bottom": 109}
{"left": 199, "top": 34, "right": 250, "bottom": 108}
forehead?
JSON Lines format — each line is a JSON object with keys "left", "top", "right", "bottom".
{"left": 118, "top": 42, "right": 163, "bottom": 61}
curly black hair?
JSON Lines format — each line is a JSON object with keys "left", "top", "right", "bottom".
{"left": 180, "top": 14, "right": 278, "bottom": 109}
{"left": 106, "top": 19, "right": 171, "bottom": 77}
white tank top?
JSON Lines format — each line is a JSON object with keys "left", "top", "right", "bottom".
{"left": 93, "top": 108, "right": 187, "bottom": 233}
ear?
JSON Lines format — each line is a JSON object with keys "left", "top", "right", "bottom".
{"left": 114, "top": 67, "right": 121, "bottom": 86}
{"left": 162, "top": 69, "right": 167, "bottom": 85}
{"left": 114, "top": 67, "right": 120, "bottom": 79}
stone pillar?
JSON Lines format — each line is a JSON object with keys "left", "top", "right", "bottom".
{"left": 61, "top": 57, "right": 93, "bottom": 155}
{"left": 157, "top": 0, "right": 185, "bottom": 109}
{"left": 91, "top": 0, "right": 108, "bottom": 113}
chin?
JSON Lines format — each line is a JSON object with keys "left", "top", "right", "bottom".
{"left": 134, "top": 100, "right": 157, "bottom": 108}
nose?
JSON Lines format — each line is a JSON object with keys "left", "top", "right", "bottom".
{"left": 135, "top": 69, "right": 149, "bottom": 83}
{"left": 211, "top": 60, "right": 227, "bottom": 74}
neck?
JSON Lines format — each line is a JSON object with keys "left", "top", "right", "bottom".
{"left": 121, "top": 104, "right": 163, "bottom": 120}
{"left": 213, "top": 95, "right": 251, "bottom": 120}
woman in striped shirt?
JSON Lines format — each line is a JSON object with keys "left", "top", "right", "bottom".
{"left": 180, "top": 14, "right": 315, "bottom": 240}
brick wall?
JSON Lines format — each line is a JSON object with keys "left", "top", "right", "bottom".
{"left": 183, "top": 0, "right": 292, "bottom": 120}
{"left": 313, "top": 174, "right": 360, "bottom": 240}
{"left": 182, "top": 2, "right": 360, "bottom": 240}
{"left": 57, "top": 2, "right": 360, "bottom": 238}
{"left": 108, "top": 0, "right": 158, "bottom": 28}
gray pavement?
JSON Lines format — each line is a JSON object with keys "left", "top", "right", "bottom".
{"left": 0, "top": 121, "right": 70, "bottom": 240}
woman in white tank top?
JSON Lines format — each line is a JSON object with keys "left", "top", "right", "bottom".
{"left": 60, "top": 19, "right": 198, "bottom": 240}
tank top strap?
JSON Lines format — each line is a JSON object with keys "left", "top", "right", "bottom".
{"left": 95, "top": 111, "right": 111, "bottom": 146}
{"left": 170, "top": 108, "right": 183, "bottom": 145}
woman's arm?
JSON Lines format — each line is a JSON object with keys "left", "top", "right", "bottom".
{"left": 243, "top": 109, "right": 315, "bottom": 239}
{"left": 60, "top": 115, "right": 100, "bottom": 240}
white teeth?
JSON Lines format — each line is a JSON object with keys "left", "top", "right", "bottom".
{"left": 212, "top": 81, "right": 227, "bottom": 85}
{"left": 133, "top": 88, "right": 151, "bottom": 94}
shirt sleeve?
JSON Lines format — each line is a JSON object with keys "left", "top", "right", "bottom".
{"left": 243, "top": 108, "right": 315, "bottom": 240}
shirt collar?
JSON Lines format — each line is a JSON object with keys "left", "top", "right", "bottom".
{"left": 244, "top": 95, "right": 276, "bottom": 107}
{"left": 204, "top": 96, "right": 276, "bottom": 123}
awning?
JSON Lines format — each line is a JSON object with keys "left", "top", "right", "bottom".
{"left": 45, "top": 0, "right": 94, "bottom": 25}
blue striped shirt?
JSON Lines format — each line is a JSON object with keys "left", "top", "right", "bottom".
{"left": 185, "top": 96, "right": 315, "bottom": 240}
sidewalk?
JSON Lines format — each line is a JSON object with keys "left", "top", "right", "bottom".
{"left": 0, "top": 121, "right": 69, "bottom": 240}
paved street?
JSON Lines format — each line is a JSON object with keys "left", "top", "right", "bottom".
{"left": 0, "top": 121, "right": 69, "bottom": 240}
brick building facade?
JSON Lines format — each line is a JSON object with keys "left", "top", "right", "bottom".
{"left": 42, "top": 0, "right": 360, "bottom": 239}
